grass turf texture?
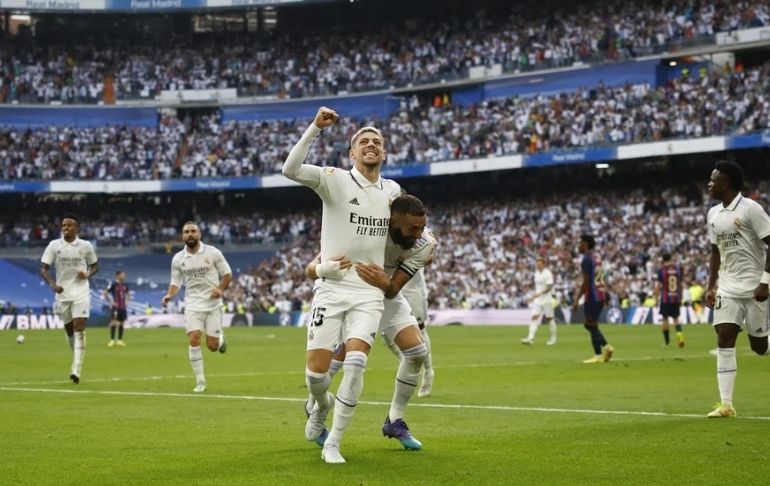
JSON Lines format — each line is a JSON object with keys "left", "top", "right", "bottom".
{"left": 1, "top": 324, "right": 768, "bottom": 485}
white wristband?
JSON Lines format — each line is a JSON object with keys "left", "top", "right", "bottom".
{"left": 761, "top": 271, "right": 770, "bottom": 285}
{"left": 316, "top": 260, "right": 347, "bottom": 280}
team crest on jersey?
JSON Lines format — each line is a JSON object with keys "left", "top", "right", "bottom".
{"left": 324, "top": 167, "right": 336, "bottom": 174}
{"left": 734, "top": 218, "right": 743, "bottom": 228}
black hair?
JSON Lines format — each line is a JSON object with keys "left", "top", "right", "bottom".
{"left": 62, "top": 214, "right": 79, "bottom": 226}
{"left": 662, "top": 253, "right": 671, "bottom": 262}
{"left": 715, "top": 160, "right": 744, "bottom": 191}
{"left": 391, "top": 194, "right": 426, "bottom": 217}
{"left": 580, "top": 234, "right": 596, "bottom": 250}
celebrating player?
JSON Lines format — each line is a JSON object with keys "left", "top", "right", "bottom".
{"left": 704, "top": 161, "right": 770, "bottom": 418}
{"left": 282, "top": 106, "right": 402, "bottom": 463}
{"left": 161, "top": 222, "right": 232, "bottom": 393}
{"left": 40, "top": 215, "right": 99, "bottom": 384}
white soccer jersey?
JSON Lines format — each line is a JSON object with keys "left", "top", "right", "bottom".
{"left": 401, "top": 268, "right": 428, "bottom": 302}
{"left": 170, "top": 243, "right": 232, "bottom": 312}
{"left": 384, "top": 231, "right": 437, "bottom": 280}
{"left": 534, "top": 268, "right": 554, "bottom": 304}
{"left": 41, "top": 237, "right": 98, "bottom": 302}
{"left": 283, "top": 124, "right": 401, "bottom": 297}
{"left": 708, "top": 194, "right": 770, "bottom": 298}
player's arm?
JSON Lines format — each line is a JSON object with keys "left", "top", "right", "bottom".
{"left": 103, "top": 285, "right": 114, "bottom": 306}
{"left": 40, "top": 263, "right": 63, "bottom": 294}
{"left": 705, "top": 244, "right": 720, "bottom": 308}
{"left": 281, "top": 106, "right": 339, "bottom": 187}
{"left": 306, "top": 254, "right": 352, "bottom": 280}
{"left": 210, "top": 253, "right": 233, "bottom": 299}
{"left": 356, "top": 264, "right": 411, "bottom": 299}
{"left": 572, "top": 271, "right": 589, "bottom": 310}
{"left": 162, "top": 258, "right": 183, "bottom": 306}
{"left": 754, "top": 235, "right": 770, "bottom": 302}
{"left": 161, "top": 285, "right": 181, "bottom": 306}
{"left": 78, "top": 262, "right": 99, "bottom": 280}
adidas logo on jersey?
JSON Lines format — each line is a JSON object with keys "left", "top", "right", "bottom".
{"left": 349, "top": 198, "right": 360, "bottom": 205}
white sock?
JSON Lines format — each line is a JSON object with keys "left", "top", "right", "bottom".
{"left": 328, "top": 351, "right": 367, "bottom": 445}
{"left": 716, "top": 348, "right": 737, "bottom": 406}
{"left": 188, "top": 346, "right": 205, "bottom": 385}
{"left": 66, "top": 333, "right": 75, "bottom": 352}
{"left": 218, "top": 332, "right": 225, "bottom": 351}
{"left": 765, "top": 336, "right": 770, "bottom": 355}
{"left": 548, "top": 319, "right": 557, "bottom": 341}
{"left": 71, "top": 331, "right": 85, "bottom": 376}
{"left": 389, "top": 343, "right": 427, "bottom": 421}
{"left": 305, "top": 368, "right": 331, "bottom": 410}
{"left": 420, "top": 328, "right": 433, "bottom": 372}
{"left": 328, "top": 359, "right": 344, "bottom": 379}
{"left": 527, "top": 320, "right": 539, "bottom": 341}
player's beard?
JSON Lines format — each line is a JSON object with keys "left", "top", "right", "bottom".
{"left": 185, "top": 238, "right": 199, "bottom": 249}
{"left": 390, "top": 228, "right": 416, "bottom": 250}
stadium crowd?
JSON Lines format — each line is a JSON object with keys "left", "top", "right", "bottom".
{"left": 0, "top": 0, "right": 767, "bottom": 103}
{"left": 2, "top": 60, "right": 769, "bottom": 180}
{"left": 223, "top": 180, "right": 770, "bottom": 312}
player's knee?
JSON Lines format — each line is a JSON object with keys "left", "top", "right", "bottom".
{"left": 583, "top": 323, "right": 596, "bottom": 331}
{"left": 206, "top": 342, "right": 218, "bottom": 352}
{"left": 401, "top": 342, "right": 428, "bottom": 364}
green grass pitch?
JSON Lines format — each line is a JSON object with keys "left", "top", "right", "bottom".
{"left": 1, "top": 324, "right": 768, "bottom": 485}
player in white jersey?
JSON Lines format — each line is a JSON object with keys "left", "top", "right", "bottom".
{"left": 282, "top": 106, "right": 401, "bottom": 464}
{"left": 521, "top": 257, "right": 557, "bottom": 345}
{"left": 704, "top": 161, "right": 770, "bottom": 418}
{"left": 306, "top": 195, "right": 435, "bottom": 451}
{"left": 401, "top": 267, "right": 436, "bottom": 398}
{"left": 161, "top": 222, "right": 233, "bottom": 393}
{"left": 40, "top": 215, "right": 99, "bottom": 384}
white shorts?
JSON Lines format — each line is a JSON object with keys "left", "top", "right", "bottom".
{"left": 306, "top": 287, "right": 384, "bottom": 351}
{"left": 713, "top": 295, "right": 770, "bottom": 337}
{"left": 55, "top": 298, "right": 90, "bottom": 323}
{"left": 185, "top": 308, "right": 222, "bottom": 338}
{"left": 403, "top": 293, "right": 428, "bottom": 327}
{"left": 532, "top": 299, "right": 554, "bottom": 319}
{"left": 380, "top": 294, "right": 419, "bottom": 344}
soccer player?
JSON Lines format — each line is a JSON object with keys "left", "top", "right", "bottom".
{"left": 704, "top": 160, "right": 770, "bottom": 418}
{"left": 654, "top": 254, "right": 685, "bottom": 348}
{"left": 572, "top": 234, "right": 614, "bottom": 363}
{"left": 401, "top": 268, "right": 436, "bottom": 398}
{"left": 161, "top": 222, "right": 232, "bottom": 393}
{"left": 521, "top": 257, "right": 557, "bottom": 345}
{"left": 40, "top": 215, "right": 99, "bottom": 384}
{"left": 306, "top": 195, "right": 435, "bottom": 451}
{"left": 104, "top": 270, "right": 129, "bottom": 347}
{"left": 282, "top": 106, "right": 401, "bottom": 464}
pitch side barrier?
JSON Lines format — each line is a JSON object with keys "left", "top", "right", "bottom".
{"left": 2, "top": 132, "right": 769, "bottom": 195}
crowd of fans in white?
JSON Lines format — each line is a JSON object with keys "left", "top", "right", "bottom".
{"left": 3, "top": 179, "right": 769, "bottom": 311}
{"left": 2, "top": 60, "right": 769, "bottom": 180}
{"left": 0, "top": 0, "right": 767, "bottom": 103}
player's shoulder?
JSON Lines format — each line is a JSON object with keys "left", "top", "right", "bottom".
{"left": 707, "top": 203, "right": 721, "bottom": 218}
{"left": 738, "top": 196, "right": 767, "bottom": 214}
{"left": 79, "top": 239, "right": 96, "bottom": 250}
{"left": 203, "top": 243, "right": 225, "bottom": 257}
{"left": 383, "top": 178, "right": 401, "bottom": 197}
{"left": 172, "top": 249, "right": 186, "bottom": 263}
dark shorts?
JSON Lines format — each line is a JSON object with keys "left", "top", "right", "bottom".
{"left": 112, "top": 308, "right": 127, "bottom": 322}
{"left": 583, "top": 301, "right": 604, "bottom": 322}
{"left": 659, "top": 303, "right": 680, "bottom": 318}
{"left": 583, "top": 302, "right": 604, "bottom": 322}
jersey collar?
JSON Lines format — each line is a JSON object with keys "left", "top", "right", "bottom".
{"left": 350, "top": 166, "right": 383, "bottom": 189}
{"left": 61, "top": 236, "right": 80, "bottom": 246}
{"left": 721, "top": 193, "right": 743, "bottom": 212}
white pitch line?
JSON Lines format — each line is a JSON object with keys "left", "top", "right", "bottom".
{"left": 0, "top": 352, "right": 720, "bottom": 387}
{"left": 2, "top": 386, "right": 769, "bottom": 421}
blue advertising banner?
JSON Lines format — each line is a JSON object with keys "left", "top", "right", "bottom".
{"left": 524, "top": 147, "right": 617, "bottom": 167}
{"left": 0, "top": 106, "right": 157, "bottom": 129}
{"left": 726, "top": 132, "right": 770, "bottom": 150}
{"left": 160, "top": 177, "right": 261, "bottom": 192}
{"left": 0, "top": 181, "right": 51, "bottom": 193}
